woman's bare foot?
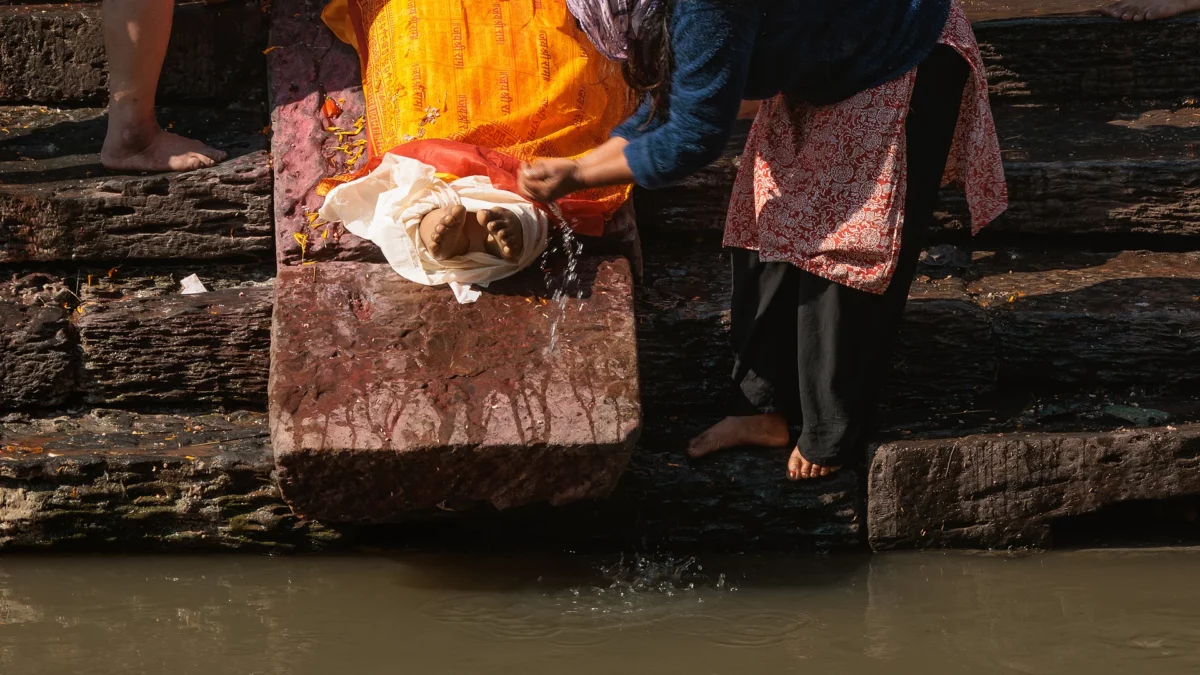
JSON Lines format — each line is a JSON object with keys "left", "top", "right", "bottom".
{"left": 481, "top": 207, "right": 524, "bottom": 262}
{"left": 1099, "top": 0, "right": 1200, "bottom": 20}
{"left": 786, "top": 447, "right": 841, "bottom": 481}
{"left": 100, "top": 124, "right": 227, "bottom": 172}
{"left": 421, "top": 205, "right": 470, "bottom": 260}
{"left": 687, "top": 413, "right": 790, "bottom": 458}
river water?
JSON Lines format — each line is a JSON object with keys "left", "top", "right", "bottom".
{"left": 0, "top": 550, "right": 1197, "bottom": 674}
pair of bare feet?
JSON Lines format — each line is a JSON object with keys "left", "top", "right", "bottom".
{"left": 1100, "top": 0, "right": 1200, "bottom": 20}
{"left": 686, "top": 414, "right": 842, "bottom": 481}
{"left": 419, "top": 205, "right": 525, "bottom": 262}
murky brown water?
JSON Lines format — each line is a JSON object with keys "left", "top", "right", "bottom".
{"left": 0, "top": 550, "right": 1198, "bottom": 674}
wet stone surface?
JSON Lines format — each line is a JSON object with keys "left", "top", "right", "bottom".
{"left": 269, "top": 259, "right": 642, "bottom": 521}
{"left": 0, "top": 410, "right": 335, "bottom": 552}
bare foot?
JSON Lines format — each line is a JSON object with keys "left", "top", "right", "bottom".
{"left": 481, "top": 207, "right": 524, "bottom": 262}
{"left": 100, "top": 125, "right": 227, "bottom": 172}
{"left": 687, "top": 413, "right": 790, "bottom": 459}
{"left": 786, "top": 447, "right": 841, "bottom": 481}
{"left": 423, "top": 205, "right": 470, "bottom": 260}
{"left": 1099, "top": 0, "right": 1200, "bottom": 20}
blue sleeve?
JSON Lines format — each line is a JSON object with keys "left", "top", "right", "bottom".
{"left": 613, "top": 0, "right": 760, "bottom": 189}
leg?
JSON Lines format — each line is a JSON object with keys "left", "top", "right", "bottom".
{"left": 1099, "top": 0, "right": 1200, "bottom": 21}
{"left": 419, "top": 205, "right": 470, "bottom": 259}
{"left": 100, "top": 0, "right": 227, "bottom": 172}
{"left": 687, "top": 248, "right": 793, "bottom": 458}
{"left": 788, "top": 45, "right": 970, "bottom": 480}
{"left": 477, "top": 208, "right": 525, "bottom": 262}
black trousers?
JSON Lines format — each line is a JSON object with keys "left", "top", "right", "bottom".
{"left": 729, "top": 45, "right": 970, "bottom": 467}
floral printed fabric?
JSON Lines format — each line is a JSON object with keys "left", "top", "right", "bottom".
{"left": 723, "top": 1, "right": 1007, "bottom": 294}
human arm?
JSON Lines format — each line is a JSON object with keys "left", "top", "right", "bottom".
{"left": 518, "top": 0, "right": 761, "bottom": 202}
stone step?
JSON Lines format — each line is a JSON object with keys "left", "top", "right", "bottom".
{"left": 638, "top": 100, "right": 1200, "bottom": 239}
{"left": 0, "top": 0, "right": 266, "bottom": 104}
{"left": 0, "top": 408, "right": 332, "bottom": 551}
{"left": 0, "top": 267, "right": 273, "bottom": 409}
{"left": 637, "top": 245, "right": 1200, "bottom": 414}
{"left": 8, "top": 245, "right": 1194, "bottom": 416}
{"left": 867, "top": 423, "right": 1200, "bottom": 550}
{"left": 0, "top": 407, "right": 862, "bottom": 552}
{"left": 0, "top": 105, "right": 273, "bottom": 263}
{"left": 944, "top": 103, "right": 1200, "bottom": 236}
{"left": 973, "top": 12, "right": 1200, "bottom": 104}
{"left": 268, "top": 258, "right": 642, "bottom": 521}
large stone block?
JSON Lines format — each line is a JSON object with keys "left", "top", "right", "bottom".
{"left": 0, "top": 1, "right": 265, "bottom": 104}
{"left": 868, "top": 424, "right": 1200, "bottom": 550}
{"left": 269, "top": 258, "right": 642, "bottom": 521}
{"left": 0, "top": 106, "right": 272, "bottom": 263}
{"left": 77, "top": 287, "right": 272, "bottom": 405}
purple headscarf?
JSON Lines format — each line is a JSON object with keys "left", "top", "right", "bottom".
{"left": 566, "top": 0, "right": 661, "bottom": 61}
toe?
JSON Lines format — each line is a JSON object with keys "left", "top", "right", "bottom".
{"left": 197, "top": 145, "right": 226, "bottom": 162}
{"left": 787, "top": 449, "right": 803, "bottom": 481}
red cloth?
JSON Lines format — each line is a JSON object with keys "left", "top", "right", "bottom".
{"left": 363, "top": 139, "right": 607, "bottom": 237}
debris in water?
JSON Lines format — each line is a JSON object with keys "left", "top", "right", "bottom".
{"left": 180, "top": 274, "right": 208, "bottom": 295}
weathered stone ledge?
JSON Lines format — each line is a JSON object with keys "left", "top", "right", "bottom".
{"left": 0, "top": 410, "right": 334, "bottom": 552}
{"left": 0, "top": 106, "right": 273, "bottom": 264}
{"left": 0, "top": 1, "right": 266, "bottom": 104}
{"left": 868, "top": 423, "right": 1200, "bottom": 550}
{"left": 269, "top": 258, "right": 642, "bottom": 521}
{"left": 6, "top": 247, "right": 1196, "bottom": 412}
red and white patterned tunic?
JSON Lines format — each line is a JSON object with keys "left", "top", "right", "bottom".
{"left": 723, "top": 0, "right": 1008, "bottom": 294}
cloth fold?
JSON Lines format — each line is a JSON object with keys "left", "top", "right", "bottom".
{"left": 319, "top": 153, "right": 549, "bottom": 303}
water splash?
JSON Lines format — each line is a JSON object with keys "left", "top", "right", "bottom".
{"left": 540, "top": 203, "right": 583, "bottom": 354}
{"left": 547, "top": 554, "right": 738, "bottom": 617}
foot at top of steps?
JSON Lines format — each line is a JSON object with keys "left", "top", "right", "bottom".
{"left": 0, "top": 106, "right": 273, "bottom": 263}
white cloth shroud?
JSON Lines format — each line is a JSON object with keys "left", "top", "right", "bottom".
{"left": 318, "top": 153, "right": 549, "bottom": 304}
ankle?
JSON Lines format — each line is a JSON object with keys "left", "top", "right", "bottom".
{"left": 104, "top": 105, "right": 160, "bottom": 152}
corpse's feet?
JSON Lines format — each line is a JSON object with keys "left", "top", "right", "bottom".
{"left": 100, "top": 124, "right": 227, "bottom": 172}
{"left": 480, "top": 207, "right": 524, "bottom": 262}
{"left": 786, "top": 447, "right": 841, "bottom": 481}
{"left": 1099, "top": 0, "right": 1200, "bottom": 20}
{"left": 686, "top": 413, "right": 790, "bottom": 459}
{"left": 422, "top": 205, "right": 470, "bottom": 260}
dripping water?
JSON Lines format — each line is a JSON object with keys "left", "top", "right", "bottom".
{"left": 541, "top": 203, "right": 583, "bottom": 354}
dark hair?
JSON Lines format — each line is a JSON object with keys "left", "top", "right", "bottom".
{"left": 622, "top": 0, "right": 674, "bottom": 126}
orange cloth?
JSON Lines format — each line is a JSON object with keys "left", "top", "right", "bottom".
{"left": 322, "top": 0, "right": 633, "bottom": 236}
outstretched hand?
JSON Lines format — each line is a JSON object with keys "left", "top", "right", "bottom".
{"left": 518, "top": 158, "right": 584, "bottom": 204}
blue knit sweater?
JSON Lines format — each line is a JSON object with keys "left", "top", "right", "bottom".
{"left": 614, "top": 0, "right": 952, "bottom": 189}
